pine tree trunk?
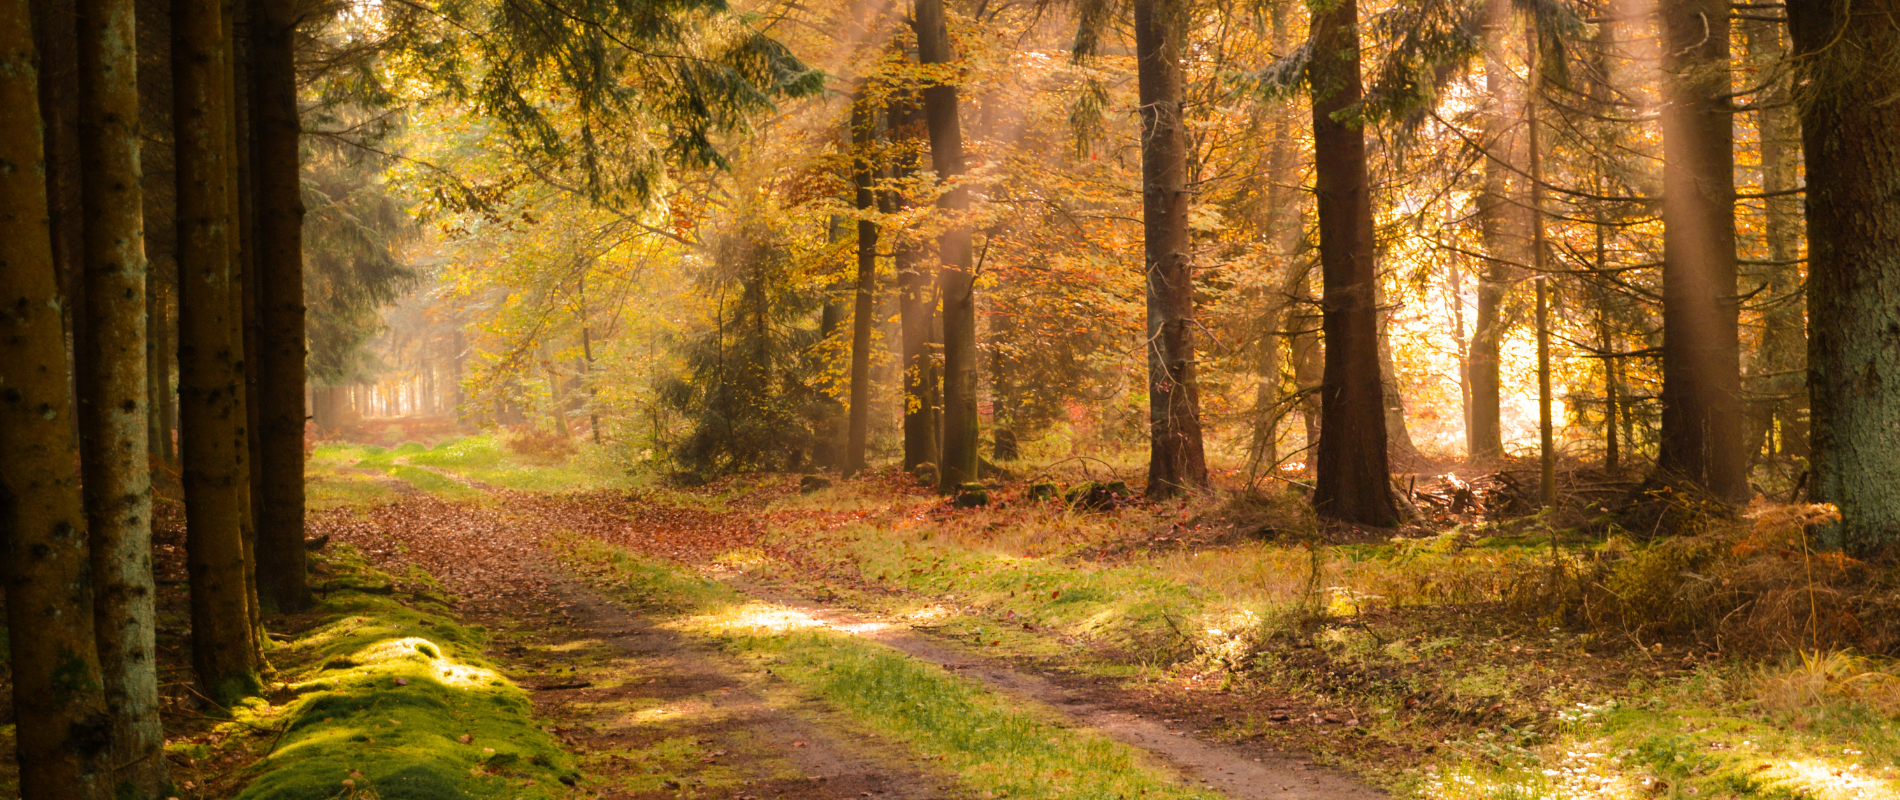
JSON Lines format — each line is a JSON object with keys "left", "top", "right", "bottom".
{"left": 77, "top": 0, "right": 169, "bottom": 792}
{"left": 887, "top": 90, "right": 939, "bottom": 473}
{"left": 1655, "top": 0, "right": 1744, "bottom": 502}
{"left": 1307, "top": 0, "right": 1397, "bottom": 526}
{"left": 845, "top": 95, "right": 878, "bottom": 477}
{"left": 1786, "top": 0, "right": 1900, "bottom": 553}
{"left": 1135, "top": 0, "right": 1207, "bottom": 497}
{"left": 915, "top": 0, "right": 977, "bottom": 494}
{"left": 1742, "top": 20, "right": 1807, "bottom": 461}
{"left": 1468, "top": 2, "right": 1527, "bottom": 463}
{"left": 173, "top": 0, "right": 259, "bottom": 702}
{"left": 249, "top": 0, "right": 307, "bottom": 613}
{"left": 0, "top": 3, "right": 116, "bottom": 793}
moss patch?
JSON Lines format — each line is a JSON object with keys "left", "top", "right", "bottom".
{"left": 229, "top": 547, "right": 574, "bottom": 799}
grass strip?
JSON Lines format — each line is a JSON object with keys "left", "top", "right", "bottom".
{"left": 227, "top": 546, "right": 575, "bottom": 799}
{"left": 571, "top": 538, "right": 1223, "bottom": 800}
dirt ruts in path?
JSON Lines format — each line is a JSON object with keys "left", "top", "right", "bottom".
{"left": 324, "top": 496, "right": 960, "bottom": 799}
{"left": 728, "top": 581, "right": 1388, "bottom": 800}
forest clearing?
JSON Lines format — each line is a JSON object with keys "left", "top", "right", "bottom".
{"left": 6, "top": 0, "right": 1900, "bottom": 796}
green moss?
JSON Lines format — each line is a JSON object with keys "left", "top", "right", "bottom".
{"left": 229, "top": 546, "right": 574, "bottom": 799}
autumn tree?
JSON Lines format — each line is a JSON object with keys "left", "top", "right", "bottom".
{"left": 914, "top": 0, "right": 979, "bottom": 493}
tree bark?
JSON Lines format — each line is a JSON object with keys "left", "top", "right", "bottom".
{"left": 174, "top": 0, "right": 260, "bottom": 702}
{"left": 915, "top": 0, "right": 978, "bottom": 494}
{"left": 77, "top": 0, "right": 169, "bottom": 792}
{"left": 249, "top": 0, "right": 307, "bottom": 613}
{"left": 0, "top": 3, "right": 116, "bottom": 794}
{"left": 845, "top": 94, "right": 878, "bottom": 477}
{"left": 1786, "top": 0, "right": 1900, "bottom": 553}
{"left": 1135, "top": 0, "right": 1207, "bottom": 497}
{"left": 1307, "top": 0, "right": 1397, "bottom": 526}
{"left": 1655, "top": 0, "right": 1745, "bottom": 501}
{"left": 887, "top": 89, "right": 939, "bottom": 473}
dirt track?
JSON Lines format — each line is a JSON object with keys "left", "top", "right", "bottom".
{"left": 319, "top": 489, "right": 1385, "bottom": 799}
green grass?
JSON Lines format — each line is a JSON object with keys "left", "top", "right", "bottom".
{"left": 226, "top": 547, "right": 575, "bottom": 799}
{"left": 405, "top": 435, "right": 637, "bottom": 492}
{"left": 570, "top": 540, "right": 1223, "bottom": 800}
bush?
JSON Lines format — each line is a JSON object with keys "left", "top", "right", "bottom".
{"left": 1511, "top": 503, "right": 1900, "bottom": 654}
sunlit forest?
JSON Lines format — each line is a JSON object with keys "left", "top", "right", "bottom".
{"left": 4, "top": 0, "right": 1900, "bottom": 797}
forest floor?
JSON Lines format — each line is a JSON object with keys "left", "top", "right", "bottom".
{"left": 4, "top": 432, "right": 1898, "bottom": 800}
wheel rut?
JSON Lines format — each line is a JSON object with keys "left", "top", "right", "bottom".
{"left": 329, "top": 492, "right": 1389, "bottom": 800}
{"left": 331, "top": 496, "right": 960, "bottom": 799}
{"left": 725, "top": 581, "right": 1387, "bottom": 800}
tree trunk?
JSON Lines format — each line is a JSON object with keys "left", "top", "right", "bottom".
{"left": 887, "top": 90, "right": 939, "bottom": 473}
{"left": 1135, "top": 0, "right": 1207, "bottom": 497}
{"left": 845, "top": 95, "right": 878, "bottom": 477}
{"left": 0, "top": 3, "right": 116, "bottom": 794}
{"left": 1248, "top": 3, "right": 1302, "bottom": 472}
{"left": 173, "top": 0, "right": 259, "bottom": 702}
{"left": 1375, "top": 285, "right": 1422, "bottom": 467}
{"left": 1786, "top": 0, "right": 1900, "bottom": 553}
{"left": 1654, "top": 0, "right": 1744, "bottom": 502}
{"left": 1290, "top": 268, "right": 1323, "bottom": 454}
{"left": 249, "top": 0, "right": 307, "bottom": 613}
{"left": 77, "top": 0, "right": 169, "bottom": 792}
{"left": 1468, "top": 2, "right": 1527, "bottom": 463}
{"left": 1742, "top": 20, "right": 1807, "bottom": 461}
{"left": 1307, "top": 0, "right": 1397, "bottom": 526}
{"left": 915, "top": 0, "right": 978, "bottom": 494}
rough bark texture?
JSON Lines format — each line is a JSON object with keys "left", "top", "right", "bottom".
{"left": 1307, "top": 0, "right": 1397, "bottom": 526}
{"left": 249, "top": 0, "right": 308, "bottom": 612}
{"left": 1786, "top": 0, "right": 1900, "bottom": 552}
{"left": 0, "top": 3, "right": 116, "bottom": 794}
{"left": 915, "top": 0, "right": 978, "bottom": 494}
{"left": 845, "top": 95, "right": 877, "bottom": 477}
{"left": 1655, "top": 0, "right": 1745, "bottom": 501}
{"left": 1135, "top": 0, "right": 1207, "bottom": 497}
{"left": 173, "top": 0, "right": 260, "bottom": 702}
{"left": 77, "top": 0, "right": 169, "bottom": 792}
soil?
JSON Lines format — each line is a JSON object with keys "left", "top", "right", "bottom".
{"left": 316, "top": 489, "right": 1392, "bottom": 799}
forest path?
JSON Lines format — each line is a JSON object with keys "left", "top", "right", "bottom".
{"left": 315, "top": 488, "right": 1385, "bottom": 800}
